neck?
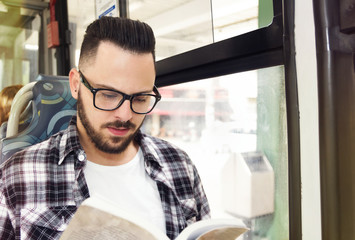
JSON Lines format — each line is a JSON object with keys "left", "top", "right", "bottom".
{"left": 83, "top": 141, "right": 139, "bottom": 166}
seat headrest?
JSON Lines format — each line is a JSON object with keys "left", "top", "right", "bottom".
{"left": 0, "top": 76, "right": 77, "bottom": 164}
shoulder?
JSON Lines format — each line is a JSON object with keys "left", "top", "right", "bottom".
{"left": 0, "top": 130, "right": 65, "bottom": 180}
{"left": 137, "top": 132, "right": 198, "bottom": 182}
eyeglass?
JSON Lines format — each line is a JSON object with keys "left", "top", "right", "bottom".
{"left": 79, "top": 70, "right": 161, "bottom": 114}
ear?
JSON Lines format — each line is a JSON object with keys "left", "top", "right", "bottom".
{"left": 69, "top": 68, "right": 80, "bottom": 100}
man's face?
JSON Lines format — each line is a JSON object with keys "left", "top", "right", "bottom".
{"left": 73, "top": 42, "right": 156, "bottom": 155}
{"left": 76, "top": 91, "right": 144, "bottom": 154}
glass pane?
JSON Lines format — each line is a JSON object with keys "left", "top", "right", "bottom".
{"left": 0, "top": 3, "right": 40, "bottom": 88}
{"left": 212, "top": 0, "right": 259, "bottom": 42}
{"left": 68, "top": 0, "right": 273, "bottom": 65}
{"left": 129, "top": 0, "right": 273, "bottom": 60}
{"left": 129, "top": 0, "right": 214, "bottom": 60}
{"left": 68, "top": 0, "right": 96, "bottom": 67}
{"left": 143, "top": 65, "right": 289, "bottom": 239}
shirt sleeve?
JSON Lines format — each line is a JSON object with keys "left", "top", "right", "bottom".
{"left": 0, "top": 174, "right": 16, "bottom": 239}
{"left": 192, "top": 165, "right": 211, "bottom": 220}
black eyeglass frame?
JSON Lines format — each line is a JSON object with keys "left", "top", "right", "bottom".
{"left": 79, "top": 70, "right": 162, "bottom": 114}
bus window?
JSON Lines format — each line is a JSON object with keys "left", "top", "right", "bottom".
{"left": 144, "top": 65, "right": 288, "bottom": 239}
{"left": 68, "top": 1, "right": 96, "bottom": 67}
{"left": 68, "top": 0, "right": 273, "bottom": 64}
{"left": 129, "top": 0, "right": 270, "bottom": 59}
{"left": 0, "top": 4, "right": 41, "bottom": 88}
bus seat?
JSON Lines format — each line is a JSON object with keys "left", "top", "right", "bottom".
{"left": 0, "top": 75, "right": 77, "bottom": 164}
{"left": 5, "top": 83, "right": 36, "bottom": 138}
{"left": 0, "top": 111, "right": 32, "bottom": 140}
{"left": 0, "top": 83, "right": 35, "bottom": 140}
{"left": 0, "top": 123, "right": 7, "bottom": 139}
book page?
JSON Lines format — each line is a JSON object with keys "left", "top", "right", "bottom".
{"left": 197, "top": 227, "right": 248, "bottom": 240}
{"left": 60, "top": 206, "right": 160, "bottom": 240}
{"left": 60, "top": 196, "right": 169, "bottom": 240}
{"left": 176, "top": 219, "right": 248, "bottom": 240}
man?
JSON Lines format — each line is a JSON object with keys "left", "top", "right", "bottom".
{"left": 0, "top": 17, "right": 210, "bottom": 240}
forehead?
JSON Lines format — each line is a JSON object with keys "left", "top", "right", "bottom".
{"left": 82, "top": 42, "right": 156, "bottom": 92}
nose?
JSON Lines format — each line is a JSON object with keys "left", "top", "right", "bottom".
{"left": 112, "top": 100, "right": 133, "bottom": 122}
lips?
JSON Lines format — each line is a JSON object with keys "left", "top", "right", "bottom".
{"left": 108, "top": 127, "right": 130, "bottom": 136}
{"left": 103, "top": 120, "right": 135, "bottom": 136}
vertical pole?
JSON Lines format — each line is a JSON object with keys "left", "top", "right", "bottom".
{"left": 119, "top": 0, "right": 129, "bottom": 18}
{"left": 55, "top": 0, "right": 70, "bottom": 75}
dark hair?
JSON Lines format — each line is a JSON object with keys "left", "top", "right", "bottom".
{"left": 79, "top": 17, "right": 156, "bottom": 67}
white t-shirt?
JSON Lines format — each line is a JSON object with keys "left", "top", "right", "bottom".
{"left": 83, "top": 148, "right": 166, "bottom": 234}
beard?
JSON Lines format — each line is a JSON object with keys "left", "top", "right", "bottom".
{"left": 77, "top": 91, "right": 143, "bottom": 154}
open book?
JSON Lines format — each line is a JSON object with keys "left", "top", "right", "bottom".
{"left": 60, "top": 195, "right": 248, "bottom": 240}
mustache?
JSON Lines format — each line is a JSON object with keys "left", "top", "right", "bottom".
{"left": 103, "top": 120, "right": 136, "bottom": 129}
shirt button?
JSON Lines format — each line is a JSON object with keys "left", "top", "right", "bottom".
{"left": 78, "top": 152, "right": 85, "bottom": 161}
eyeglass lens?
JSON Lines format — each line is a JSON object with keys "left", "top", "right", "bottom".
{"left": 95, "top": 89, "right": 157, "bottom": 113}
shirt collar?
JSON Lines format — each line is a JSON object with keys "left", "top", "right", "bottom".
{"left": 57, "top": 117, "right": 164, "bottom": 169}
{"left": 58, "top": 116, "right": 83, "bottom": 165}
{"left": 134, "top": 130, "right": 163, "bottom": 169}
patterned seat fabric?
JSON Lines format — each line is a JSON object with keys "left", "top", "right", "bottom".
{"left": 0, "top": 123, "right": 7, "bottom": 140}
{"left": 0, "top": 76, "right": 77, "bottom": 164}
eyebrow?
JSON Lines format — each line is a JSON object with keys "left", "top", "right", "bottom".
{"left": 90, "top": 82, "right": 154, "bottom": 95}
{"left": 80, "top": 70, "right": 154, "bottom": 95}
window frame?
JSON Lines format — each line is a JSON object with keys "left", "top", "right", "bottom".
{"left": 154, "top": 0, "right": 301, "bottom": 239}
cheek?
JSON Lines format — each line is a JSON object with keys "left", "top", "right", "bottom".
{"left": 132, "top": 114, "right": 146, "bottom": 126}
{"left": 80, "top": 94, "right": 105, "bottom": 122}
{"left": 80, "top": 90, "right": 102, "bottom": 115}
{"left": 91, "top": 110, "right": 112, "bottom": 125}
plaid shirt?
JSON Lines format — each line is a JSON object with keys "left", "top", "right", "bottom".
{"left": 0, "top": 117, "right": 210, "bottom": 240}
